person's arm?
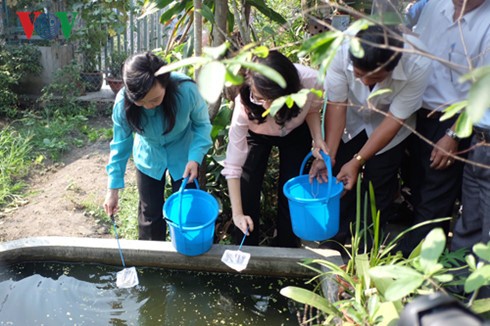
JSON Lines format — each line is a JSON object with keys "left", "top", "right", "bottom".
{"left": 309, "top": 101, "right": 347, "bottom": 183}
{"left": 337, "top": 113, "right": 404, "bottom": 190}
{"left": 185, "top": 82, "right": 213, "bottom": 181}
{"left": 221, "top": 96, "right": 254, "bottom": 236}
{"left": 305, "top": 100, "right": 328, "bottom": 155}
{"left": 325, "top": 101, "right": 348, "bottom": 160}
{"left": 227, "top": 178, "right": 254, "bottom": 235}
{"left": 104, "top": 92, "right": 133, "bottom": 215}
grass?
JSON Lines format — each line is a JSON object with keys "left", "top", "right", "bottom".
{"left": 0, "top": 103, "right": 112, "bottom": 208}
{"left": 0, "top": 127, "right": 31, "bottom": 206}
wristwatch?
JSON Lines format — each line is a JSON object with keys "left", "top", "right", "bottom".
{"left": 353, "top": 153, "right": 366, "bottom": 165}
{"left": 445, "top": 128, "right": 460, "bottom": 141}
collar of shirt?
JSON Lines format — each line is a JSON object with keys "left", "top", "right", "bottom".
{"left": 441, "top": 0, "right": 489, "bottom": 30}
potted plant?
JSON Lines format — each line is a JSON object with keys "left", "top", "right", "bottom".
{"left": 105, "top": 50, "right": 127, "bottom": 95}
{"left": 73, "top": 0, "right": 128, "bottom": 92}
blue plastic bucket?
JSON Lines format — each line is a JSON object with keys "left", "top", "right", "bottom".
{"left": 283, "top": 151, "right": 343, "bottom": 241}
{"left": 163, "top": 178, "right": 219, "bottom": 256}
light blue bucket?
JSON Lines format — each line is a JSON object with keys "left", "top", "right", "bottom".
{"left": 283, "top": 151, "right": 343, "bottom": 241}
{"left": 163, "top": 178, "right": 219, "bottom": 256}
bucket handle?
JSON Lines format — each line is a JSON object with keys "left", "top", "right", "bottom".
{"left": 299, "top": 150, "right": 333, "bottom": 202}
{"left": 177, "top": 177, "right": 200, "bottom": 231}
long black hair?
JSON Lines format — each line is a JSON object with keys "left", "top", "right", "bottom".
{"left": 240, "top": 50, "right": 302, "bottom": 126}
{"left": 123, "top": 52, "right": 179, "bottom": 134}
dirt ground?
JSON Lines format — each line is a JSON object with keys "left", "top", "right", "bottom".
{"left": 0, "top": 134, "right": 135, "bottom": 243}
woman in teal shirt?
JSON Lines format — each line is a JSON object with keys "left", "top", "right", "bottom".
{"left": 103, "top": 52, "right": 213, "bottom": 240}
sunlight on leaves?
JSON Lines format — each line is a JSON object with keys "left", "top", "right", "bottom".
{"left": 384, "top": 275, "right": 424, "bottom": 301}
{"left": 198, "top": 61, "right": 226, "bottom": 103}
{"left": 454, "top": 111, "right": 473, "bottom": 138}
{"left": 440, "top": 101, "right": 468, "bottom": 121}
{"left": 154, "top": 56, "right": 209, "bottom": 76}
{"left": 368, "top": 88, "right": 392, "bottom": 100}
{"left": 419, "top": 228, "right": 446, "bottom": 274}
{"left": 252, "top": 46, "right": 269, "bottom": 58}
{"left": 467, "top": 74, "right": 490, "bottom": 123}
{"left": 203, "top": 42, "right": 229, "bottom": 60}
{"left": 229, "top": 60, "right": 286, "bottom": 88}
{"left": 349, "top": 37, "right": 364, "bottom": 58}
{"left": 224, "top": 68, "right": 244, "bottom": 86}
{"left": 473, "top": 242, "right": 490, "bottom": 262}
{"left": 471, "top": 298, "right": 490, "bottom": 314}
{"left": 465, "top": 265, "right": 490, "bottom": 293}
{"left": 263, "top": 97, "right": 286, "bottom": 117}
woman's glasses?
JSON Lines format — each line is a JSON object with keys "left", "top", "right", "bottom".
{"left": 249, "top": 91, "right": 270, "bottom": 106}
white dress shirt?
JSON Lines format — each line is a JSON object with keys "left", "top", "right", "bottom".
{"left": 326, "top": 34, "right": 432, "bottom": 154}
{"left": 415, "top": 0, "right": 490, "bottom": 127}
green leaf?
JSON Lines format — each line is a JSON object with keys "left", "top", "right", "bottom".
{"left": 280, "top": 286, "right": 340, "bottom": 316}
{"left": 290, "top": 89, "right": 310, "bottom": 108}
{"left": 211, "top": 106, "right": 232, "bottom": 139}
{"left": 440, "top": 101, "right": 468, "bottom": 121}
{"left": 433, "top": 273, "right": 454, "bottom": 283}
{"left": 198, "top": 61, "right": 226, "bottom": 103}
{"left": 459, "top": 66, "right": 490, "bottom": 83}
{"left": 252, "top": 46, "right": 269, "bottom": 58}
{"left": 454, "top": 110, "right": 473, "bottom": 138}
{"left": 471, "top": 298, "right": 490, "bottom": 314}
{"left": 202, "top": 42, "right": 230, "bottom": 60}
{"left": 465, "top": 265, "right": 490, "bottom": 293}
{"left": 370, "top": 265, "right": 423, "bottom": 280}
{"left": 419, "top": 228, "right": 446, "bottom": 274}
{"left": 356, "top": 253, "right": 371, "bottom": 289}
{"left": 158, "top": 1, "right": 189, "bottom": 23}
{"left": 368, "top": 88, "right": 392, "bottom": 100}
{"left": 466, "top": 254, "right": 477, "bottom": 270}
{"left": 349, "top": 38, "right": 364, "bottom": 59}
{"left": 263, "top": 97, "right": 286, "bottom": 117}
{"left": 228, "top": 60, "right": 286, "bottom": 88}
{"left": 246, "top": 0, "right": 287, "bottom": 25}
{"left": 467, "top": 74, "right": 490, "bottom": 123}
{"left": 345, "top": 19, "right": 371, "bottom": 37}
{"left": 299, "top": 30, "right": 338, "bottom": 56}
{"left": 198, "top": 4, "right": 215, "bottom": 23}
{"left": 373, "top": 301, "right": 399, "bottom": 326}
{"left": 473, "top": 242, "right": 490, "bottom": 261}
{"left": 224, "top": 68, "right": 244, "bottom": 86}
{"left": 154, "top": 56, "right": 209, "bottom": 76}
{"left": 384, "top": 275, "right": 424, "bottom": 301}
{"left": 285, "top": 96, "right": 294, "bottom": 108}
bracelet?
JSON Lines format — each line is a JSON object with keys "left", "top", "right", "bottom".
{"left": 353, "top": 153, "right": 366, "bottom": 165}
{"left": 445, "top": 128, "right": 460, "bottom": 141}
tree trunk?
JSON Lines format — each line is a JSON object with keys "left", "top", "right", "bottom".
{"left": 212, "top": 0, "right": 228, "bottom": 46}
{"left": 193, "top": 0, "right": 203, "bottom": 58}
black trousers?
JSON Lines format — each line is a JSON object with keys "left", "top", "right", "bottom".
{"left": 136, "top": 169, "right": 196, "bottom": 240}
{"left": 400, "top": 111, "right": 469, "bottom": 255}
{"left": 330, "top": 131, "right": 405, "bottom": 246}
{"left": 233, "top": 122, "right": 312, "bottom": 248}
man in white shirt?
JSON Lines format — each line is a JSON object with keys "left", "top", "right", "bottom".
{"left": 402, "top": 0, "right": 490, "bottom": 258}
{"left": 311, "top": 25, "right": 432, "bottom": 246}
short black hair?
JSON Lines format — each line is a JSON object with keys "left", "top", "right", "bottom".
{"left": 349, "top": 25, "right": 404, "bottom": 72}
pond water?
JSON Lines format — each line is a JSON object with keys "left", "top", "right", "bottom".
{"left": 0, "top": 262, "right": 310, "bottom": 325}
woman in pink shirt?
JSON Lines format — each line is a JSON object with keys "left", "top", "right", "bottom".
{"left": 221, "top": 50, "right": 327, "bottom": 247}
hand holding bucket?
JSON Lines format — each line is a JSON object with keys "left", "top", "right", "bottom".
{"left": 283, "top": 150, "right": 343, "bottom": 241}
